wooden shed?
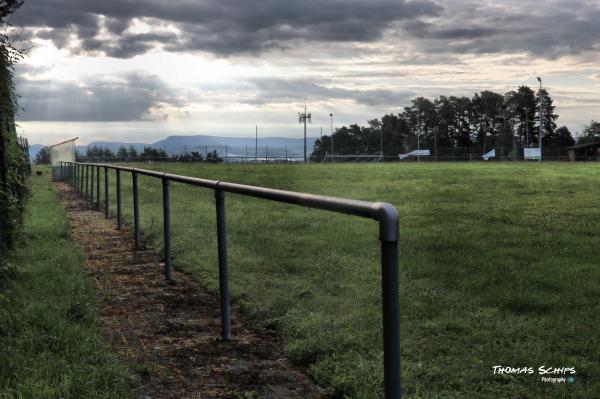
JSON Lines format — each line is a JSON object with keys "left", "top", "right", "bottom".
{"left": 565, "top": 142, "right": 600, "bottom": 161}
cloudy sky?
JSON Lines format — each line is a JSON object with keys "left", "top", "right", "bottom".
{"left": 12, "top": 0, "right": 600, "bottom": 145}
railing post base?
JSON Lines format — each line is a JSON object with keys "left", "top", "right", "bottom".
{"left": 162, "top": 177, "right": 172, "bottom": 281}
{"left": 215, "top": 188, "right": 231, "bottom": 341}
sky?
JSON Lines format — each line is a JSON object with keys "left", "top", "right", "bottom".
{"left": 10, "top": 0, "right": 600, "bottom": 145}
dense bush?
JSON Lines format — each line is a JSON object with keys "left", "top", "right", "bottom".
{"left": 0, "top": 1, "right": 28, "bottom": 252}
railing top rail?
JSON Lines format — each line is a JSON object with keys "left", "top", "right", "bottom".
{"left": 65, "top": 161, "right": 399, "bottom": 241}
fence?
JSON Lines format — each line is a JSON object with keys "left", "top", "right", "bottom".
{"left": 59, "top": 161, "right": 402, "bottom": 398}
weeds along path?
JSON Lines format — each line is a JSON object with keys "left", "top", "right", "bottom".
{"left": 56, "top": 182, "right": 325, "bottom": 399}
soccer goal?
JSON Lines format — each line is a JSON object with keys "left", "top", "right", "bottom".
{"left": 49, "top": 137, "right": 78, "bottom": 180}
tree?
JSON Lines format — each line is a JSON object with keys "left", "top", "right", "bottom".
{"left": 580, "top": 120, "right": 600, "bottom": 143}
{"left": 536, "top": 88, "right": 558, "bottom": 142}
{"left": 545, "top": 126, "right": 575, "bottom": 149}
{"left": 34, "top": 146, "right": 51, "bottom": 164}
{"left": 206, "top": 150, "right": 223, "bottom": 162}
{"left": 116, "top": 146, "right": 129, "bottom": 160}
{"left": 127, "top": 145, "right": 138, "bottom": 158}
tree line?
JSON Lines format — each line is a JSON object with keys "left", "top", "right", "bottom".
{"left": 35, "top": 145, "right": 224, "bottom": 164}
{"left": 311, "top": 86, "right": 591, "bottom": 160}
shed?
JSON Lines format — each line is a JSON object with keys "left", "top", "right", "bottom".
{"left": 565, "top": 142, "right": 600, "bottom": 161}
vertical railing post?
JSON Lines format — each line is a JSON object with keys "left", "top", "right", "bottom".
{"left": 215, "top": 188, "right": 231, "bottom": 340}
{"left": 80, "top": 164, "right": 84, "bottom": 194}
{"left": 85, "top": 165, "right": 89, "bottom": 201}
{"left": 116, "top": 169, "right": 122, "bottom": 230}
{"left": 90, "top": 165, "right": 94, "bottom": 204}
{"left": 132, "top": 171, "right": 141, "bottom": 249}
{"left": 378, "top": 205, "right": 401, "bottom": 399}
{"left": 162, "top": 176, "right": 172, "bottom": 281}
{"left": 104, "top": 167, "right": 109, "bottom": 218}
{"left": 74, "top": 163, "right": 78, "bottom": 191}
{"left": 96, "top": 166, "right": 101, "bottom": 210}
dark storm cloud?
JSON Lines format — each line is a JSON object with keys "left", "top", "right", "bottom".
{"left": 247, "top": 78, "right": 414, "bottom": 107}
{"left": 402, "top": 1, "right": 600, "bottom": 59}
{"left": 15, "top": 0, "right": 442, "bottom": 58}
{"left": 15, "top": 72, "right": 186, "bottom": 121}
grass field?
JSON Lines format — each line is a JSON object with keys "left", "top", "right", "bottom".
{"left": 91, "top": 162, "right": 600, "bottom": 398}
{"left": 0, "top": 171, "right": 136, "bottom": 398}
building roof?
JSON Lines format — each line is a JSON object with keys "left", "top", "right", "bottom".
{"left": 566, "top": 142, "right": 600, "bottom": 150}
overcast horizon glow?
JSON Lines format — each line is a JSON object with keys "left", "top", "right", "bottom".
{"left": 11, "top": 0, "right": 600, "bottom": 145}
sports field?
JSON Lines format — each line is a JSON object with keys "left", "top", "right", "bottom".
{"left": 98, "top": 162, "right": 599, "bottom": 398}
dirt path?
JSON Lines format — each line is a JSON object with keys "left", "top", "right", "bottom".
{"left": 57, "top": 183, "right": 326, "bottom": 399}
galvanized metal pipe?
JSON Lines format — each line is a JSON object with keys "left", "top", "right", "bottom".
{"left": 162, "top": 176, "right": 172, "bottom": 281}
{"left": 70, "top": 162, "right": 400, "bottom": 397}
{"left": 215, "top": 189, "right": 231, "bottom": 340}
{"left": 132, "top": 171, "right": 140, "bottom": 249}
{"left": 381, "top": 240, "right": 400, "bottom": 399}
{"left": 85, "top": 164, "right": 89, "bottom": 200}
{"left": 116, "top": 169, "right": 122, "bottom": 230}
{"left": 96, "top": 166, "right": 101, "bottom": 210}
{"left": 104, "top": 167, "right": 109, "bottom": 218}
{"left": 90, "top": 164, "right": 95, "bottom": 204}
{"left": 80, "top": 164, "right": 84, "bottom": 194}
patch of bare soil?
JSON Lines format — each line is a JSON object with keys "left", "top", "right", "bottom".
{"left": 56, "top": 183, "right": 326, "bottom": 399}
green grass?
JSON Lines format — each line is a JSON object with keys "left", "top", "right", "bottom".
{"left": 0, "top": 169, "right": 136, "bottom": 399}
{"left": 95, "top": 162, "right": 600, "bottom": 398}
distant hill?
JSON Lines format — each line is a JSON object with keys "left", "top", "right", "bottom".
{"left": 152, "top": 135, "right": 318, "bottom": 157}
{"left": 30, "top": 135, "right": 320, "bottom": 160}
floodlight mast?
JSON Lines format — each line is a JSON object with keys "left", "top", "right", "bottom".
{"left": 330, "top": 113, "right": 334, "bottom": 163}
{"left": 298, "top": 99, "right": 312, "bottom": 163}
{"left": 537, "top": 76, "right": 543, "bottom": 162}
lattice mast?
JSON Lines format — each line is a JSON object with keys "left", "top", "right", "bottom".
{"left": 298, "top": 98, "right": 311, "bottom": 163}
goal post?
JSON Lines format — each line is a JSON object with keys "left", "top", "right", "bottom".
{"left": 49, "top": 137, "right": 78, "bottom": 180}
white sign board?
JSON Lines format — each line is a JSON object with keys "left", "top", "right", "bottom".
{"left": 524, "top": 148, "right": 541, "bottom": 160}
{"left": 482, "top": 149, "right": 496, "bottom": 161}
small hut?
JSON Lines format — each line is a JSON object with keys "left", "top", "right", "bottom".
{"left": 565, "top": 142, "right": 600, "bottom": 161}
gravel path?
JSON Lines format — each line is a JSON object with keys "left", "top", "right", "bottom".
{"left": 57, "top": 182, "right": 326, "bottom": 399}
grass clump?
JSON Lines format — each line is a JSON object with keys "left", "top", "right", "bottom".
{"left": 0, "top": 170, "right": 136, "bottom": 399}
{"left": 102, "top": 162, "right": 599, "bottom": 398}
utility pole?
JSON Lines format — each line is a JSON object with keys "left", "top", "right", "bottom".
{"left": 537, "top": 76, "right": 543, "bottom": 162}
{"left": 525, "top": 111, "right": 530, "bottom": 147}
{"left": 255, "top": 125, "right": 258, "bottom": 161}
{"left": 330, "top": 113, "right": 333, "bottom": 163}
{"left": 298, "top": 99, "right": 311, "bottom": 163}
{"left": 417, "top": 113, "right": 421, "bottom": 162}
{"left": 380, "top": 122, "right": 383, "bottom": 158}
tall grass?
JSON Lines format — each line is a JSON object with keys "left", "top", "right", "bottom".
{"left": 99, "top": 162, "right": 599, "bottom": 398}
{"left": 0, "top": 170, "right": 136, "bottom": 399}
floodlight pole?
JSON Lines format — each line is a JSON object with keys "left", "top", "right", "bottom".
{"left": 330, "top": 113, "right": 334, "bottom": 163}
{"left": 537, "top": 76, "right": 543, "bottom": 162}
{"left": 304, "top": 107, "right": 307, "bottom": 163}
{"left": 417, "top": 113, "right": 421, "bottom": 162}
{"left": 298, "top": 101, "right": 311, "bottom": 163}
{"left": 380, "top": 122, "right": 383, "bottom": 159}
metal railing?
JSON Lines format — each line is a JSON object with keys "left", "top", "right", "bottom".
{"left": 60, "top": 161, "right": 401, "bottom": 398}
